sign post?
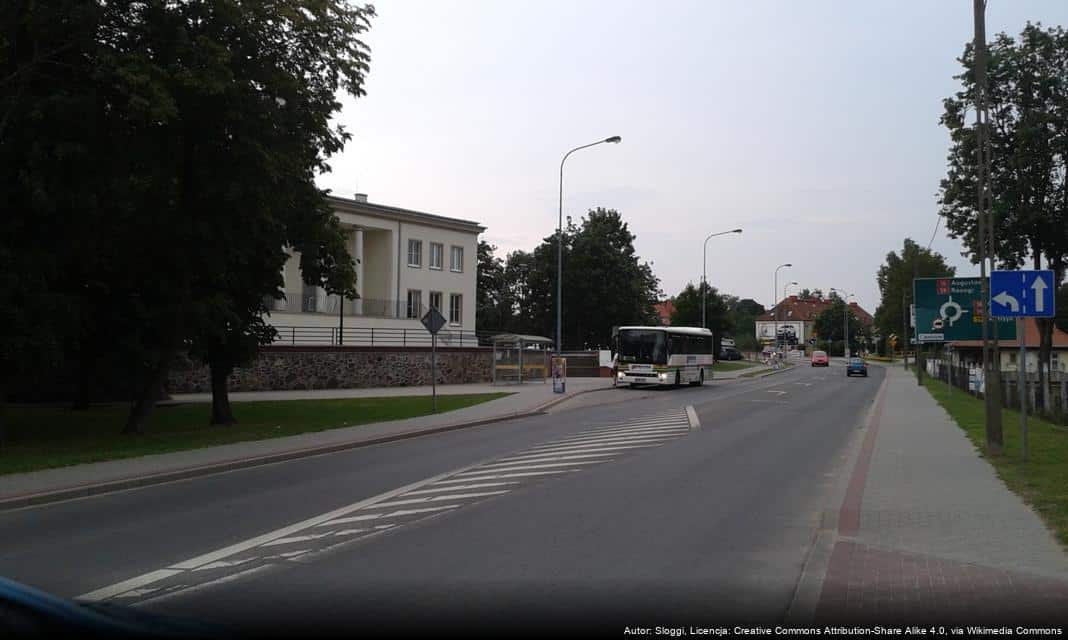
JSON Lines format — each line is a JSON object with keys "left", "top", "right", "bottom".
{"left": 552, "top": 356, "right": 567, "bottom": 394}
{"left": 420, "top": 308, "right": 448, "bottom": 412}
{"left": 913, "top": 278, "right": 1016, "bottom": 344}
{"left": 989, "top": 269, "right": 1056, "bottom": 462}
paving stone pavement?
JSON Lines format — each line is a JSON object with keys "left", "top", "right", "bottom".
{"left": 815, "top": 365, "right": 1068, "bottom": 624}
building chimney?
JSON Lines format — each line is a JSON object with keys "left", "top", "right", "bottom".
{"left": 353, "top": 193, "right": 368, "bottom": 203}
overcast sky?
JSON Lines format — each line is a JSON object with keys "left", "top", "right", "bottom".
{"left": 318, "top": 0, "right": 1068, "bottom": 314}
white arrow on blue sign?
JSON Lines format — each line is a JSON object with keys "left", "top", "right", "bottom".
{"left": 989, "top": 270, "right": 1056, "bottom": 318}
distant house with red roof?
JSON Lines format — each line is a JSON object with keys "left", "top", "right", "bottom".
{"left": 754, "top": 295, "right": 873, "bottom": 348}
{"left": 653, "top": 300, "right": 675, "bottom": 326}
{"left": 946, "top": 318, "right": 1068, "bottom": 373}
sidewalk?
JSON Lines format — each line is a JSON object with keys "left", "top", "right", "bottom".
{"left": 810, "top": 365, "right": 1068, "bottom": 624}
{"left": 0, "top": 378, "right": 612, "bottom": 511}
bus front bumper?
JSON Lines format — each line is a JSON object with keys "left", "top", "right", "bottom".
{"left": 616, "top": 371, "right": 671, "bottom": 385}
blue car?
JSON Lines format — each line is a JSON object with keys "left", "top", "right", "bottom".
{"left": 846, "top": 357, "right": 868, "bottom": 377}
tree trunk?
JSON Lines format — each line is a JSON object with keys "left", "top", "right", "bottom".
{"left": 72, "top": 348, "right": 92, "bottom": 411}
{"left": 122, "top": 346, "right": 177, "bottom": 435}
{"left": 0, "top": 381, "right": 6, "bottom": 452}
{"left": 209, "top": 359, "right": 236, "bottom": 426}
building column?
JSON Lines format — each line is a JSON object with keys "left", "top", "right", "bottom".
{"left": 354, "top": 227, "right": 364, "bottom": 315}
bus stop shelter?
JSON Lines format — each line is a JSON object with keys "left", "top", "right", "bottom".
{"left": 491, "top": 334, "right": 552, "bottom": 385}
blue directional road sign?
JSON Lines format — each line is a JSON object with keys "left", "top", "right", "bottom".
{"left": 990, "top": 270, "right": 1056, "bottom": 318}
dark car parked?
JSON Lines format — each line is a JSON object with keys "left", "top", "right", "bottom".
{"left": 719, "top": 347, "right": 743, "bottom": 361}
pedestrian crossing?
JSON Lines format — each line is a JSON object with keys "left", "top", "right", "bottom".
{"left": 79, "top": 407, "right": 696, "bottom": 606}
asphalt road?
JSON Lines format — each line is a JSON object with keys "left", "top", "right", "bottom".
{"left": 0, "top": 361, "right": 884, "bottom": 635}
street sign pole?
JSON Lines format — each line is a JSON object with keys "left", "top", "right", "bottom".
{"left": 989, "top": 269, "right": 1056, "bottom": 462}
{"left": 420, "top": 307, "right": 448, "bottom": 413}
{"left": 1017, "top": 317, "right": 1027, "bottom": 461}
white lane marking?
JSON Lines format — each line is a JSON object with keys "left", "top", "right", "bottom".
{"left": 544, "top": 422, "right": 689, "bottom": 441}
{"left": 368, "top": 490, "right": 510, "bottom": 509}
{"left": 686, "top": 405, "right": 700, "bottom": 430}
{"left": 77, "top": 456, "right": 493, "bottom": 601}
{"left": 386, "top": 506, "right": 460, "bottom": 517}
{"left": 464, "top": 460, "right": 594, "bottom": 475}
{"left": 501, "top": 443, "right": 661, "bottom": 458}
{"left": 795, "top": 382, "right": 812, "bottom": 387}
{"left": 317, "top": 512, "right": 382, "bottom": 526}
{"left": 492, "top": 451, "right": 619, "bottom": 465}
{"left": 194, "top": 557, "right": 260, "bottom": 572}
{"left": 433, "top": 470, "right": 577, "bottom": 483}
{"left": 79, "top": 410, "right": 694, "bottom": 603}
{"left": 133, "top": 564, "right": 275, "bottom": 607}
{"left": 403, "top": 481, "right": 519, "bottom": 496}
{"left": 333, "top": 528, "right": 369, "bottom": 536}
{"left": 531, "top": 425, "right": 690, "bottom": 446}
{"left": 115, "top": 587, "right": 163, "bottom": 599}
{"left": 278, "top": 550, "right": 310, "bottom": 558}
{"left": 79, "top": 569, "right": 184, "bottom": 602}
{"left": 765, "top": 390, "right": 787, "bottom": 396}
{"left": 262, "top": 531, "right": 335, "bottom": 547}
{"left": 575, "top": 417, "right": 688, "bottom": 434}
{"left": 510, "top": 433, "right": 681, "bottom": 453}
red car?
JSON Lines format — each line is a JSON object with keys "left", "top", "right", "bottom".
{"left": 811, "top": 350, "right": 829, "bottom": 366}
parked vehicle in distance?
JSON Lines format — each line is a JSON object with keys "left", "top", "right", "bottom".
{"left": 719, "top": 346, "right": 742, "bottom": 361}
{"left": 846, "top": 357, "right": 868, "bottom": 377}
{"left": 811, "top": 350, "right": 829, "bottom": 367}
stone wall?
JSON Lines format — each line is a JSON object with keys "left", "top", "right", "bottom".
{"left": 166, "top": 347, "right": 493, "bottom": 394}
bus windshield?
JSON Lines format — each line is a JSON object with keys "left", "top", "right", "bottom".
{"left": 617, "top": 330, "right": 668, "bottom": 365}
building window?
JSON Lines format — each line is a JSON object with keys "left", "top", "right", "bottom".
{"left": 1053, "top": 352, "right": 1062, "bottom": 371}
{"left": 407, "top": 239, "right": 422, "bottom": 268}
{"left": 429, "top": 291, "right": 442, "bottom": 311}
{"left": 1009, "top": 352, "right": 1017, "bottom": 366}
{"left": 449, "top": 293, "right": 462, "bottom": 324}
{"left": 407, "top": 289, "right": 422, "bottom": 319}
{"left": 429, "top": 243, "right": 443, "bottom": 270}
{"left": 450, "top": 246, "right": 463, "bottom": 272}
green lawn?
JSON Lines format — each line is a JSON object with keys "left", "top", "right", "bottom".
{"left": 712, "top": 361, "right": 758, "bottom": 372}
{"left": 0, "top": 393, "right": 511, "bottom": 476}
{"left": 919, "top": 375, "right": 1068, "bottom": 546}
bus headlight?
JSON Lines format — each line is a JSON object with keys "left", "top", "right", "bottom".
{"left": 659, "top": 373, "right": 667, "bottom": 381}
{"left": 617, "top": 371, "right": 624, "bottom": 379}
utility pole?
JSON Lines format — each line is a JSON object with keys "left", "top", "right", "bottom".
{"left": 902, "top": 291, "right": 910, "bottom": 370}
{"left": 974, "top": 0, "right": 1003, "bottom": 455}
{"left": 915, "top": 253, "right": 924, "bottom": 385}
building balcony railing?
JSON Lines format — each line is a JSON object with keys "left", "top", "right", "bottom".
{"left": 265, "top": 292, "right": 426, "bottom": 320}
{"left": 271, "top": 325, "right": 492, "bottom": 348}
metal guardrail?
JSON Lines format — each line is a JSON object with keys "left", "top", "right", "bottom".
{"left": 271, "top": 325, "right": 490, "bottom": 348}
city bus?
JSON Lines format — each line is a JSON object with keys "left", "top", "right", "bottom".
{"left": 611, "top": 326, "right": 715, "bottom": 387}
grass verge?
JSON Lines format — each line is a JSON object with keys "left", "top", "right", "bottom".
{"left": 919, "top": 375, "right": 1068, "bottom": 547}
{"left": 1, "top": 393, "right": 511, "bottom": 476}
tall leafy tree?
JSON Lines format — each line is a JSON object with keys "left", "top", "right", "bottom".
{"left": 2, "top": 1, "right": 374, "bottom": 435}
{"left": 873, "top": 238, "right": 956, "bottom": 352}
{"left": 502, "top": 210, "right": 660, "bottom": 349}
{"left": 670, "top": 283, "right": 732, "bottom": 357}
{"left": 939, "top": 23, "right": 1068, "bottom": 412}
{"left": 476, "top": 240, "right": 507, "bottom": 333}
{"left": 814, "top": 300, "right": 869, "bottom": 357}
{"left": 729, "top": 298, "right": 766, "bottom": 352}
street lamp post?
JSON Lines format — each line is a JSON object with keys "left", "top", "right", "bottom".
{"left": 557, "top": 136, "right": 621, "bottom": 355}
{"left": 832, "top": 289, "right": 855, "bottom": 358}
{"left": 773, "top": 264, "right": 792, "bottom": 353}
{"left": 702, "top": 228, "right": 743, "bottom": 328}
{"left": 784, "top": 281, "right": 798, "bottom": 349}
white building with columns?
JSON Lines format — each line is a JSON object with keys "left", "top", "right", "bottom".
{"left": 268, "top": 193, "right": 485, "bottom": 346}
